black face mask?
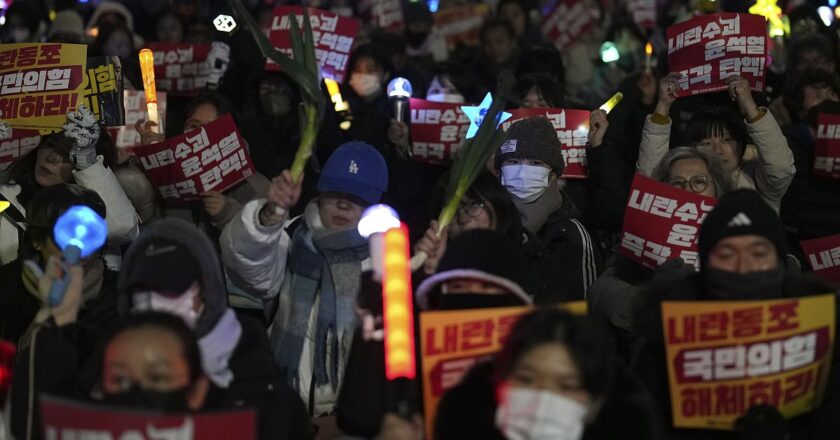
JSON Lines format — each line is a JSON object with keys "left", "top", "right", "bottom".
{"left": 405, "top": 31, "right": 429, "bottom": 48}
{"left": 436, "top": 293, "right": 525, "bottom": 310}
{"left": 102, "top": 384, "right": 191, "bottom": 412}
{"left": 704, "top": 267, "right": 785, "bottom": 300}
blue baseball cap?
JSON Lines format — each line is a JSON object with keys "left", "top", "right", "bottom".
{"left": 317, "top": 142, "right": 388, "bottom": 204}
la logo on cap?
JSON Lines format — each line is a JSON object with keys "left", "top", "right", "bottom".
{"left": 349, "top": 160, "right": 359, "bottom": 174}
{"left": 727, "top": 212, "right": 752, "bottom": 227}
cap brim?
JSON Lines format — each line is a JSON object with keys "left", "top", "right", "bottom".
{"left": 416, "top": 269, "right": 532, "bottom": 310}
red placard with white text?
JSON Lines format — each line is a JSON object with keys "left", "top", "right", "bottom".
{"left": 801, "top": 234, "right": 840, "bottom": 284}
{"left": 0, "top": 128, "right": 41, "bottom": 164}
{"left": 501, "top": 108, "right": 589, "bottom": 179}
{"left": 813, "top": 113, "right": 840, "bottom": 179}
{"left": 107, "top": 89, "right": 168, "bottom": 149}
{"left": 433, "top": 4, "right": 490, "bottom": 50}
{"left": 146, "top": 43, "right": 210, "bottom": 97}
{"left": 408, "top": 98, "right": 472, "bottom": 165}
{"left": 267, "top": 7, "right": 360, "bottom": 82}
{"left": 360, "top": 0, "right": 403, "bottom": 31}
{"left": 40, "top": 395, "right": 255, "bottom": 439}
{"left": 628, "top": 0, "right": 657, "bottom": 31}
{"left": 134, "top": 113, "right": 254, "bottom": 202}
{"left": 620, "top": 174, "right": 716, "bottom": 270}
{"left": 666, "top": 13, "right": 767, "bottom": 97}
{"left": 541, "top": 0, "right": 599, "bottom": 52}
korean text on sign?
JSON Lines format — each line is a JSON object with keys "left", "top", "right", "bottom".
{"left": 108, "top": 89, "right": 167, "bottom": 149}
{"left": 666, "top": 13, "right": 767, "bottom": 96}
{"left": 268, "top": 6, "right": 360, "bottom": 82}
{"left": 0, "top": 43, "right": 86, "bottom": 130}
{"left": 0, "top": 128, "right": 40, "bottom": 164}
{"left": 41, "top": 395, "right": 255, "bottom": 440}
{"left": 502, "top": 108, "right": 589, "bottom": 179}
{"left": 433, "top": 4, "right": 489, "bottom": 50}
{"left": 408, "top": 98, "right": 471, "bottom": 165}
{"left": 419, "top": 301, "right": 585, "bottom": 438}
{"left": 80, "top": 56, "right": 123, "bottom": 127}
{"left": 813, "top": 113, "right": 840, "bottom": 179}
{"left": 541, "top": 0, "right": 599, "bottom": 52}
{"left": 146, "top": 43, "right": 210, "bottom": 97}
{"left": 801, "top": 234, "right": 840, "bottom": 284}
{"left": 134, "top": 113, "right": 254, "bottom": 202}
{"left": 620, "top": 174, "right": 716, "bottom": 270}
{"left": 662, "top": 295, "right": 836, "bottom": 429}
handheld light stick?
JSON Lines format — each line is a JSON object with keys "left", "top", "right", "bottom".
{"left": 599, "top": 92, "right": 624, "bottom": 114}
{"left": 599, "top": 41, "right": 620, "bottom": 64}
{"left": 358, "top": 204, "right": 401, "bottom": 281}
{"left": 645, "top": 42, "right": 653, "bottom": 71}
{"left": 48, "top": 206, "right": 107, "bottom": 307}
{"left": 387, "top": 77, "right": 413, "bottom": 124}
{"left": 325, "top": 78, "right": 352, "bottom": 131}
{"left": 138, "top": 49, "right": 159, "bottom": 133}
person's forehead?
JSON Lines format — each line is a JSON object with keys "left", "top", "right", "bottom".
{"left": 713, "top": 234, "right": 774, "bottom": 249}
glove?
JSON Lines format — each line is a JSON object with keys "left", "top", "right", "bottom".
{"left": 63, "top": 104, "right": 100, "bottom": 170}
{"left": 206, "top": 41, "right": 230, "bottom": 90}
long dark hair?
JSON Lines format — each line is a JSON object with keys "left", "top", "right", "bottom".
{"left": 513, "top": 72, "right": 566, "bottom": 108}
{"left": 492, "top": 308, "right": 616, "bottom": 400}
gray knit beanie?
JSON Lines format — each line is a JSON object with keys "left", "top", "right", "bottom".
{"left": 496, "top": 117, "right": 565, "bottom": 174}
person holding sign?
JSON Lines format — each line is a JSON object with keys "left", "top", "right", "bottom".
{"left": 435, "top": 308, "right": 662, "bottom": 439}
{"left": 637, "top": 74, "right": 795, "bottom": 212}
{"left": 221, "top": 142, "right": 388, "bottom": 421}
{"left": 630, "top": 190, "right": 840, "bottom": 438}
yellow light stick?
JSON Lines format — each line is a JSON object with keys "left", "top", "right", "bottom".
{"left": 138, "top": 49, "right": 159, "bottom": 133}
{"left": 599, "top": 92, "right": 624, "bottom": 113}
{"left": 645, "top": 42, "right": 654, "bottom": 71}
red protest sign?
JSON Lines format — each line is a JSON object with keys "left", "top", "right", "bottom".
{"left": 433, "top": 4, "right": 490, "bottom": 50}
{"left": 541, "top": 0, "right": 599, "bottom": 52}
{"left": 666, "top": 13, "right": 767, "bottom": 96}
{"left": 108, "top": 89, "right": 168, "bottom": 149}
{"left": 814, "top": 113, "right": 840, "bottom": 179}
{"left": 359, "top": 0, "right": 404, "bottom": 32}
{"left": 40, "top": 395, "right": 256, "bottom": 439}
{"left": 0, "top": 128, "right": 41, "bottom": 164}
{"left": 502, "top": 108, "right": 590, "bottom": 179}
{"left": 134, "top": 113, "right": 254, "bottom": 202}
{"left": 267, "top": 6, "right": 360, "bottom": 82}
{"left": 801, "top": 234, "right": 840, "bottom": 284}
{"left": 146, "top": 43, "right": 210, "bottom": 97}
{"left": 620, "top": 174, "right": 716, "bottom": 270}
{"left": 408, "top": 98, "right": 472, "bottom": 165}
{"left": 628, "top": 0, "right": 657, "bottom": 31}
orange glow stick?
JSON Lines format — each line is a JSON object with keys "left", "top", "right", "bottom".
{"left": 138, "top": 49, "right": 159, "bottom": 133}
{"left": 382, "top": 223, "right": 416, "bottom": 380}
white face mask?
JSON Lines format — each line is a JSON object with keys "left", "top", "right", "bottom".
{"left": 495, "top": 387, "right": 588, "bottom": 440}
{"left": 501, "top": 164, "right": 551, "bottom": 203}
{"left": 349, "top": 73, "right": 382, "bottom": 98}
{"left": 133, "top": 284, "right": 203, "bottom": 329}
{"left": 426, "top": 92, "right": 465, "bottom": 103}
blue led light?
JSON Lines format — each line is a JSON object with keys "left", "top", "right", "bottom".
{"left": 461, "top": 93, "right": 512, "bottom": 139}
{"left": 53, "top": 205, "right": 107, "bottom": 258}
{"left": 387, "top": 77, "right": 413, "bottom": 98}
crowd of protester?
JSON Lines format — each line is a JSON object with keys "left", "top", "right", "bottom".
{"left": 0, "top": 0, "right": 840, "bottom": 439}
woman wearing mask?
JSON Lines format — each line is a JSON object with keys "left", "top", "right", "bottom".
{"left": 89, "top": 22, "right": 142, "bottom": 89}
{"left": 344, "top": 44, "right": 393, "bottom": 150}
{"left": 435, "top": 308, "right": 662, "bottom": 439}
{"left": 638, "top": 74, "right": 795, "bottom": 212}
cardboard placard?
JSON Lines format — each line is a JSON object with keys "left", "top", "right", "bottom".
{"left": 501, "top": 108, "right": 590, "bottom": 179}
{"left": 541, "top": 0, "right": 599, "bottom": 52}
{"left": 666, "top": 13, "right": 767, "bottom": 96}
{"left": 80, "top": 56, "right": 124, "bottom": 127}
{"left": 108, "top": 89, "right": 168, "bottom": 149}
{"left": 800, "top": 234, "right": 840, "bottom": 284}
{"left": 433, "top": 4, "right": 490, "bottom": 50}
{"left": 0, "top": 43, "right": 87, "bottom": 129}
{"left": 628, "top": 0, "right": 657, "bottom": 31}
{"left": 620, "top": 174, "right": 716, "bottom": 270}
{"left": 408, "top": 98, "right": 472, "bottom": 165}
{"left": 0, "top": 128, "right": 41, "bottom": 164}
{"left": 813, "top": 113, "right": 840, "bottom": 179}
{"left": 40, "top": 395, "right": 256, "bottom": 439}
{"left": 134, "top": 113, "right": 254, "bottom": 202}
{"left": 662, "top": 295, "right": 836, "bottom": 429}
{"left": 419, "top": 302, "right": 586, "bottom": 438}
{"left": 146, "top": 42, "right": 211, "bottom": 97}
{"left": 267, "top": 6, "right": 360, "bottom": 82}
{"left": 361, "top": 0, "right": 404, "bottom": 31}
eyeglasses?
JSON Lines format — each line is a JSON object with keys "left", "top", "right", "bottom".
{"left": 457, "top": 201, "right": 485, "bottom": 219}
{"left": 668, "top": 175, "right": 711, "bottom": 194}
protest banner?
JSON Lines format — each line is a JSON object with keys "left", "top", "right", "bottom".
{"left": 360, "top": 0, "right": 403, "bottom": 31}
{"left": 408, "top": 98, "right": 472, "bottom": 165}
{"left": 0, "top": 128, "right": 41, "bottom": 165}
{"left": 134, "top": 113, "right": 254, "bottom": 202}
{"left": 433, "top": 4, "right": 489, "bottom": 50}
{"left": 419, "top": 301, "right": 586, "bottom": 437}
{"left": 0, "top": 43, "right": 87, "bottom": 130}
{"left": 108, "top": 89, "right": 168, "bottom": 149}
{"left": 40, "top": 394, "right": 256, "bottom": 439}
{"left": 541, "top": 0, "right": 600, "bottom": 52}
{"left": 666, "top": 13, "right": 767, "bottom": 96}
{"left": 800, "top": 234, "right": 840, "bottom": 284}
{"left": 146, "top": 43, "right": 210, "bottom": 97}
{"left": 501, "top": 108, "right": 590, "bottom": 179}
{"left": 813, "top": 113, "right": 840, "bottom": 179}
{"left": 267, "top": 6, "right": 360, "bottom": 82}
{"left": 620, "top": 174, "right": 716, "bottom": 270}
{"left": 80, "top": 56, "right": 124, "bottom": 127}
{"left": 662, "top": 295, "right": 836, "bottom": 429}
{"left": 628, "top": 0, "right": 657, "bottom": 31}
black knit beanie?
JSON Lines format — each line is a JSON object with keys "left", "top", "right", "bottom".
{"left": 496, "top": 117, "right": 565, "bottom": 174}
{"left": 698, "top": 190, "right": 788, "bottom": 267}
